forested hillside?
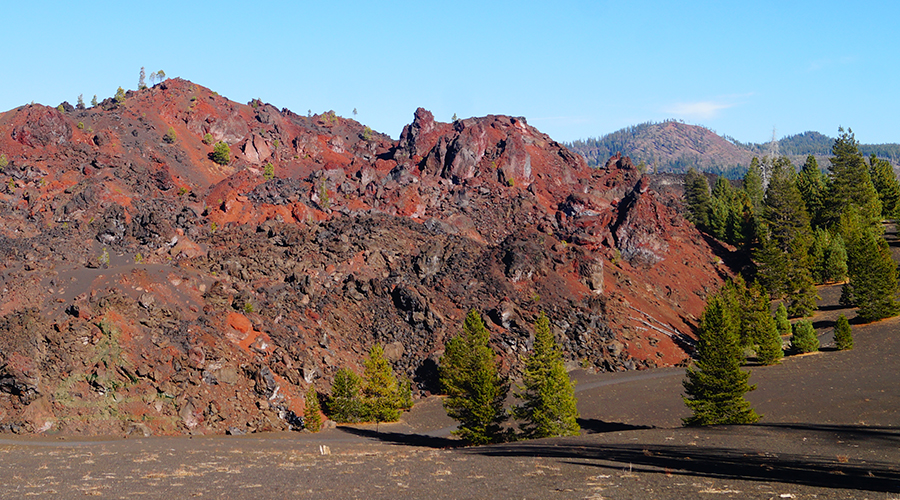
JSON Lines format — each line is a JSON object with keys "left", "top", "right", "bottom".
{"left": 568, "top": 122, "right": 900, "bottom": 177}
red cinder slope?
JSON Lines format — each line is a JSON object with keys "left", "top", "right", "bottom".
{"left": 0, "top": 80, "right": 730, "bottom": 436}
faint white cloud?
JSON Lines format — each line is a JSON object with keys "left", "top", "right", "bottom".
{"left": 662, "top": 94, "right": 753, "bottom": 120}
{"left": 806, "top": 56, "right": 856, "bottom": 73}
{"left": 663, "top": 101, "right": 733, "bottom": 120}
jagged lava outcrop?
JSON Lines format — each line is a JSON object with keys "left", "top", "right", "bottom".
{"left": 0, "top": 79, "right": 729, "bottom": 435}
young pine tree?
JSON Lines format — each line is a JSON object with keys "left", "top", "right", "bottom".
{"left": 361, "top": 343, "right": 409, "bottom": 424}
{"left": 868, "top": 154, "right": 900, "bottom": 218}
{"left": 791, "top": 320, "right": 819, "bottom": 353}
{"left": 833, "top": 314, "right": 853, "bottom": 350}
{"left": 743, "top": 282, "right": 783, "bottom": 365}
{"left": 684, "top": 168, "right": 712, "bottom": 231}
{"left": 304, "top": 386, "right": 323, "bottom": 432}
{"left": 514, "top": 312, "right": 580, "bottom": 439}
{"left": 774, "top": 303, "right": 791, "bottom": 338}
{"left": 440, "top": 310, "right": 510, "bottom": 444}
{"left": 683, "top": 295, "right": 760, "bottom": 426}
{"left": 328, "top": 368, "right": 365, "bottom": 423}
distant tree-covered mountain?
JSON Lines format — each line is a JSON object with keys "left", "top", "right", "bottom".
{"left": 567, "top": 122, "right": 900, "bottom": 178}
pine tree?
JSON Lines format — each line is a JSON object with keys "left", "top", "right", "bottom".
{"left": 796, "top": 155, "right": 827, "bottom": 228}
{"left": 684, "top": 168, "right": 712, "bottom": 231}
{"left": 683, "top": 295, "right": 760, "bottom": 426}
{"left": 868, "top": 154, "right": 900, "bottom": 219}
{"left": 743, "top": 157, "right": 765, "bottom": 215}
{"left": 514, "top": 313, "right": 580, "bottom": 439}
{"left": 755, "top": 157, "right": 817, "bottom": 316}
{"left": 91, "top": 95, "right": 98, "bottom": 107}
{"left": 833, "top": 314, "right": 853, "bottom": 350}
{"left": 774, "top": 303, "right": 791, "bottom": 338}
{"left": 743, "top": 282, "right": 783, "bottom": 365}
{"left": 826, "top": 128, "right": 882, "bottom": 228}
{"left": 361, "top": 343, "right": 409, "bottom": 424}
{"left": 327, "top": 368, "right": 365, "bottom": 423}
{"left": 791, "top": 320, "right": 819, "bottom": 353}
{"left": 76, "top": 94, "right": 85, "bottom": 110}
{"left": 304, "top": 386, "right": 323, "bottom": 432}
{"left": 138, "top": 66, "right": 147, "bottom": 90}
{"left": 440, "top": 310, "right": 510, "bottom": 444}
{"left": 843, "top": 222, "right": 900, "bottom": 323}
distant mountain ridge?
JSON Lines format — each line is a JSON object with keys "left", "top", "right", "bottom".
{"left": 567, "top": 121, "right": 900, "bottom": 178}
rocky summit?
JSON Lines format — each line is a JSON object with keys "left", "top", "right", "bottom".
{"left": 0, "top": 79, "right": 729, "bottom": 436}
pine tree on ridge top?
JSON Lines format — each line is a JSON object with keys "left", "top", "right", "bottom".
{"left": 683, "top": 292, "right": 760, "bottom": 426}
{"left": 514, "top": 312, "right": 580, "bottom": 439}
{"left": 440, "top": 310, "right": 510, "bottom": 444}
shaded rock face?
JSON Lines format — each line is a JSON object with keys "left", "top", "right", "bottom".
{"left": 0, "top": 79, "right": 730, "bottom": 436}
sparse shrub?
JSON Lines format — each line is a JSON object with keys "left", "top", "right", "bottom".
{"left": 77, "top": 122, "right": 85, "bottom": 130}
{"left": 57, "top": 104, "right": 65, "bottom": 113}
{"left": 99, "top": 247, "right": 110, "bottom": 268}
{"left": 114, "top": 87, "right": 126, "bottom": 104}
{"left": 273, "top": 139, "right": 280, "bottom": 149}
{"left": 211, "top": 141, "right": 230, "bottom": 165}
{"left": 242, "top": 302, "right": 254, "bottom": 314}
{"left": 304, "top": 386, "right": 323, "bottom": 432}
{"left": 163, "top": 126, "right": 177, "bottom": 144}
{"left": 0, "top": 154, "right": 8, "bottom": 170}
{"left": 263, "top": 163, "right": 275, "bottom": 181}
{"left": 791, "top": 319, "right": 819, "bottom": 353}
{"left": 318, "top": 180, "right": 330, "bottom": 210}
{"left": 202, "top": 133, "right": 214, "bottom": 145}
{"left": 833, "top": 314, "right": 853, "bottom": 350}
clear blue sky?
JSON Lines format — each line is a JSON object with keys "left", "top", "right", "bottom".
{"left": 4, "top": 1, "right": 899, "bottom": 144}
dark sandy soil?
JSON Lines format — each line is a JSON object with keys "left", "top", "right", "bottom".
{"left": 0, "top": 283, "right": 897, "bottom": 499}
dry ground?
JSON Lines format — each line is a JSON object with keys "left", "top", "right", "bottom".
{"left": 0, "top": 283, "right": 897, "bottom": 499}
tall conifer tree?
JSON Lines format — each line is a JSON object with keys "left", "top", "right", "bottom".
{"left": 440, "top": 310, "right": 510, "bottom": 444}
{"left": 514, "top": 313, "right": 580, "bottom": 439}
{"left": 683, "top": 294, "right": 760, "bottom": 426}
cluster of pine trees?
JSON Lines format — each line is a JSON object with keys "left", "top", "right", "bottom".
{"left": 684, "top": 128, "right": 900, "bottom": 323}
{"left": 440, "top": 310, "right": 580, "bottom": 444}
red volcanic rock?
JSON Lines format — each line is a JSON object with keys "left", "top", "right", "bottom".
{"left": 0, "top": 80, "right": 732, "bottom": 436}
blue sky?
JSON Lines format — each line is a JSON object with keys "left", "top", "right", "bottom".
{"left": 4, "top": 1, "right": 899, "bottom": 144}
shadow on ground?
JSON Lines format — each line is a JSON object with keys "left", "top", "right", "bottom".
{"left": 335, "top": 425, "right": 461, "bottom": 449}
{"left": 470, "top": 423, "right": 900, "bottom": 494}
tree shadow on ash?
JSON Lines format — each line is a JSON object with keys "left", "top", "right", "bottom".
{"left": 577, "top": 418, "right": 652, "bottom": 434}
{"left": 336, "top": 426, "right": 461, "bottom": 449}
{"left": 469, "top": 424, "right": 900, "bottom": 494}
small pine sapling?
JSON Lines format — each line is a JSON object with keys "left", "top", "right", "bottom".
{"left": 833, "top": 314, "right": 853, "bottom": 350}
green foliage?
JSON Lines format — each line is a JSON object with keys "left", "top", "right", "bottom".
{"left": 513, "top": 313, "right": 580, "bottom": 439}
{"left": 440, "top": 310, "right": 511, "bottom": 444}
{"left": 318, "top": 180, "right": 330, "bottom": 210}
{"left": 833, "top": 314, "right": 853, "bottom": 350}
{"left": 868, "top": 154, "right": 900, "bottom": 218}
{"left": 754, "top": 157, "right": 817, "bottom": 317}
{"left": 202, "top": 133, "right": 214, "bottom": 145}
{"left": 361, "top": 343, "right": 411, "bottom": 423}
{"left": 76, "top": 94, "right": 85, "bottom": 109}
{"left": 774, "top": 303, "right": 791, "bottom": 337}
{"left": 361, "top": 126, "right": 374, "bottom": 142}
{"left": 77, "top": 121, "right": 85, "bottom": 130}
{"left": 682, "top": 294, "right": 760, "bottom": 426}
{"left": 452, "top": 113, "right": 459, "bottom": 122}
{"left": 163, "top": 126, "right": 177, "bottom": 144}
{"left": 684, "top": 168, "right": 712, "bottom": 230}
{"left": 796, "top": 155, "right": 827, "bottom": 228}
{"left": 91, "top": 95, "right": 98, "bottom": 107}
{"left": 99, "top": 247, "right": 110, "bottom": 268}
{"left": 304, "top": 386, "right": 323, "bottom": 432}
{"left": 826, "top": 128, "right": 882, "bottom": 228}
{"left": 791, "top": 320, "right": 819, "bottom": 353}
{"left": 138, "top": 67, "right": 146, "bottom": 90}
{"left": 212, "top": 142, "right": 231, "bottom": 165}
{"left": 263, "top": 163, "right": 275, "bottom": 181}
{"left": 809, "top": 228, "right": 848, "bottom": 284}
{"left": 57, "top": 104, "right": 65, "bottom": 113}
{"left": 742, "top": 282, "right": 783, "bottom": 365}
{"left": 0, "top": 154, "right": 7, "bottom": 170}
{"left": 114, "top": 87, "right": 126, "bottom": 104}
{"left": 327, "top": 368, "right": 365, "bottom": 423}
{"left": 841, "top": 212, "right": 900, "bottom": 322}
